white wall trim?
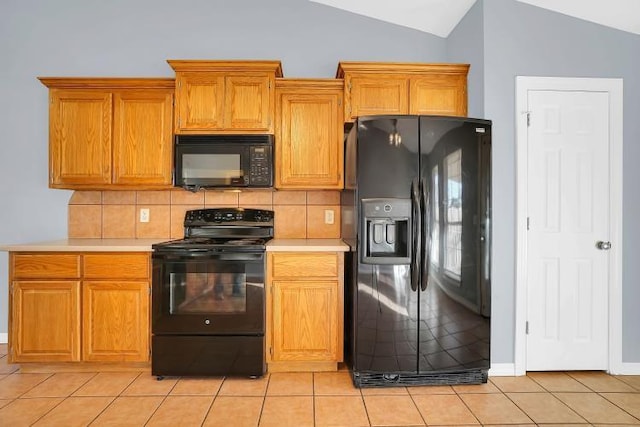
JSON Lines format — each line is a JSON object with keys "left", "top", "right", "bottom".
{"left": 489, "top": 363, "right": 517, "bottom": 376}
{"left": 514, "top": 76, "right": 624, "bottom": 376}
{"left": 0, "top": 333, "right": 7, "bottom": 344}
{"left": 618, "top": 363, "right": 640, "bottom": 375}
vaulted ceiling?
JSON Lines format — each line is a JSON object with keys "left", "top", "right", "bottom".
{"left": 309, "top": 0, "right": 640, "bottom": 37}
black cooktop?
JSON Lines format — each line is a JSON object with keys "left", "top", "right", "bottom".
{"left": 152, "top": 208, "right": 274, "bottom": 253}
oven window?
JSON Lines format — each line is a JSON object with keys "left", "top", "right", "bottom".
{"left": 183, "top": 154, "right": 242, "bottom": 179}
{"left": 170, "top": 271, "right": 247, "bottom": 314}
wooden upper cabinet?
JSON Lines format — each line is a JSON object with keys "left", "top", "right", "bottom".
{"left": 169, "top": 60, "right": 283, "bottom": 134}
{"left": 410, "top": 75, "right": 467, "bottom": 116}
{"left": 174, "top": 72, "right": 225, "bottom": 130}
{"left": 336, "top": 62, "right": 469, "bottom": 121}
{"left": 226, "top": 75, "right": 272, "bottom": 131}
{"left": 49, "top": 90, "right": 112, "bottom": 186}
{"left": 112, "top": 90, "right": 173, "bottom": 185}
{"left": 275, "top": 79, "right": 344, "bottom": 189}
{"left": 39, "top": 78, "right": 175, "bottom": 190}
{"left": 346, "top": 75, "right": 408, "bottom": 117}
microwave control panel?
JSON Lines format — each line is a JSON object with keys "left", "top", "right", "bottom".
{"left": 249, "top": 146, "right": 273, "bottom": 186}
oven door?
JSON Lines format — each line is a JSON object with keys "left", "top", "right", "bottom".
{"left": 152, "top": 250, "right": 265, "bottom": 335}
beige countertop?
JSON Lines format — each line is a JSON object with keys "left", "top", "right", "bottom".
{"left": 266, "top": 239, "right": 349, "bottom": 252}
{"left": 0, "top": 238, "right": 167, "bottom": 252}
{"left": 1, "top": 238, "right": 350, "bottom": 252}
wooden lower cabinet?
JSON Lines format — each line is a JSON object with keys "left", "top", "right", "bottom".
{"left": 10, "top": 281, "right": 81, "bottom": 362}
{"left": 8, "top": 252, "right": 150, "bottom": 364}
{"left": 82, "top": 281, "right": 149, "bottom": 362}
{"left": 266, "top": 251, "right": 344, "bottom": 372}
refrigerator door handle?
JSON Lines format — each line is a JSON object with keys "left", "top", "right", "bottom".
{"left": 420, "top": 177, "right": 430, "bottom": 292}
{"left": 410, "top": 177, "right": 421, "bottom": 292}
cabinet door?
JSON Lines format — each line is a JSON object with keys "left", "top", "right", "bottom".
{"left": 276, "top": 91, "right": 343, "bottom": 189}
{"left": 112, "top": 90, "right": 173, "bottom": 186}
{"left": 82, "top": 281, "right": 149, "bottom": 362}
{"left": 10, "top": 281, "right": 81, "bottom": 362}
{"left": 409, "top": 75, "right": 467, "bottom": 116}
{"left": 225, "top": 75, "right": 272, "bottom": 132}
{"left": 49, "top": 90, "right": 112, "bottom": 186}
{"left": 175, "top": 73, "right": 225, "bottom": 132}
{"left": 271, "top": 280, "right": 339, "bottom": 362}
{"left": 345, "top": 75, "right": 408, "bottom": 120}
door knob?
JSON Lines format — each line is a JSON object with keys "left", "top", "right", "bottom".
{"left": 596, "top": 241, "right": 612, "bottom": 250}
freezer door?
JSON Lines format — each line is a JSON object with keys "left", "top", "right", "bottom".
{"left": 354, "top": 116, "right": 419, "bottom": 199}
{"left": 353, "top": 263, "right": 420, "bottom": 373}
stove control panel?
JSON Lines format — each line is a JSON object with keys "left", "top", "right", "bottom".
{"left": 185, "top": 208, "right": 274, "bottom": 224}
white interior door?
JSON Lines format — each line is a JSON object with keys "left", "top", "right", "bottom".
{"left": 525, "top": 89, "right": 610, "bottom": 370}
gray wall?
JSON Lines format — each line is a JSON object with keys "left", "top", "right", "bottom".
{"left": 481, "top": 0, "right": 640, "bottom": 363}
{"left": 0, "top": 0, "right": 446, "bottom": 337}
{"left": 447, "top": 0, "right": 484, "bottom": 118}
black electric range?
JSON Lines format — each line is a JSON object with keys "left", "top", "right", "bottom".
{"left": 151, "top": 208, "right": 274, "bottom": 378}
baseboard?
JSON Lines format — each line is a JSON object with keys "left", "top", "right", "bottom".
{"left": 617, "top": 363, "right": 640, "bottom": 375}
{"left": 489, "top": 363, "right": 517, "bottom": 376}
{"left": 0, "top": 333, "right": 7, "bottom": 344}
{"left": 490, "top": 361, "right": 640, "bottom": 376}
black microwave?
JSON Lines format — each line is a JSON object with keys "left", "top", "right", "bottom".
{"left": 174, "top": 134, "right": 274, "bottom": 190}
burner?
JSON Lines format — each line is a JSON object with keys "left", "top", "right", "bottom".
{"left": 226, "top": 239, "right": 261, "bottom": 245}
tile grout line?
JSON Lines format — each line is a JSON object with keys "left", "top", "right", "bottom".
{"left": 524, "top": 373, "right": 590, "bottom": 424}
{"left": 501, "top": 375, "right": 592, "bottom": 425}
{"left": 86, "top": 370, "right": 144, "bottom": 426}
{"left": 450, "top": 382, "right": 483, "bottom": 426}
{"left": 23, "top": 371, "right": 99, "bottom": 426}
{"left": 528, "top": 372, "right": 640, "bottom": 424}
{"left": 595, "top": 390, "right": 640, "bottom": 423}
{"left": 197, "top": 375, "right": 224, "bottom": 427}
{"left": 358, "top": 385, "right": 373, "bottom": 427}
{"left": 255, "top": 373, "right": 271, "bottom": 426}
{"left": 141, "top": 373, "right": 180, "bottom": 426}
{"left": 406, "top": 389, "right": 428, "bottom": 426}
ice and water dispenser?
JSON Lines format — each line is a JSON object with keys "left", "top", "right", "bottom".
{"left": 361, "top": 199, "right": 411, "bottom": 264}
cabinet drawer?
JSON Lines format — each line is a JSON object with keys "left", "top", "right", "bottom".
{"left": 83, "top": 253, "right": 149, "bottom": 279}
{"left": 12, "top": 254, "right": 81, "bottom": 279}
{"left": 270, "top": 252, "right": 338, "bottom": 279}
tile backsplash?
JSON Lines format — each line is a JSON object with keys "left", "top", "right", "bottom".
{"left": 68, "top": 190, "right": 341, "bottom": 240}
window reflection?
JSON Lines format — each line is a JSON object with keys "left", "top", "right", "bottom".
{"left": 444, "top": 149, "right": 462, "bottom": 278}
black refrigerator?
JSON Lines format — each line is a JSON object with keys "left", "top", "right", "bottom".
{"left": 341, "top": 115, "right": 491, "bottom": 387}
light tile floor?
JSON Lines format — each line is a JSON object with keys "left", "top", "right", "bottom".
{"left": 1, "top": 344, "right": 640, "bottom": 426}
